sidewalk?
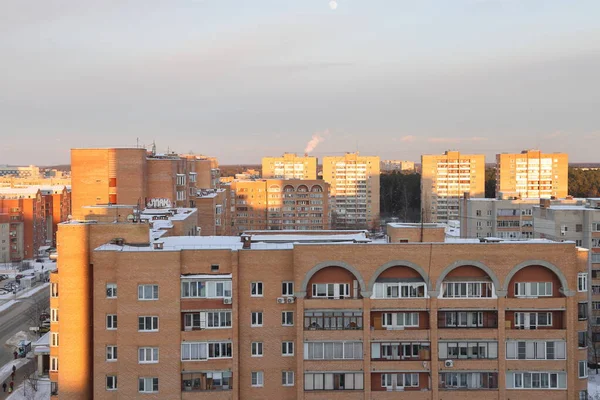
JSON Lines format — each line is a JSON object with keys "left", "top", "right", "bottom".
{"left": 0, "top": 283, "right": 49, "bottom": 315}
{"left": 0, "top": 359, "right": 34, "bottom": 400}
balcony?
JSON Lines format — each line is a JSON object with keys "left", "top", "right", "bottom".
{"left": 304, "top": 311, "right": 363, "bottom": 331}
{"left": 182, "top": 372, "right": 232, "bottom": 392}
{"left": 371, "top": 342, "right": 431, "bottom": 362}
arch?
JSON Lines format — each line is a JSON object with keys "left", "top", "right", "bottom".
{"left": 283, "top": 184, "right": 294, "bottom": 192}
{"left": 367, "top": 260, "right": 431, "bottom": 293}
{"left": 434, "top": 260, "right": 502, "bottom": 295}
{"left": 297, "top": 184, "right": 309, "bottom": 192}
{"left": 503, "top": 260, "right": 570, "bottom": 295}
{"left": 299, "top": 261, "right": 367, "bottom": 296}
{"left": 310, "top": 185, "right": 323, "bottom": 192}
{"left": 268, "top": 184, "right": 280, "bottom": 192}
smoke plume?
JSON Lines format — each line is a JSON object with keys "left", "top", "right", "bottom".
{"left": 305, "top": 130, "right": 329, "bottom": 154}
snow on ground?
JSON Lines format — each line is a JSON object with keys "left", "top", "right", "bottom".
{"left": 5, "top": 331, "right": 36, "bottom": 348}
{"left": 590, "top": 369, "right": 600, "bottom": 398}
{"left": 7, "top": 378, "right": 50, "bottom": 400}
{"left": 0, "top": 283, "right": 50, "bottom": 302}
{"left": 0, "top": 300, "right": 16, "bottom": 313}
{"left": 0, "top": 358, "right": 30, "bottom": 385}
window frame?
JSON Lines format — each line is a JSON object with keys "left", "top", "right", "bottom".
{"left": 106, "top": 345, "right": 117, "bottom": 362}
{"left": 251, "top": 312, "right": 263, "bottom": 327}
{"left": 282, "top": 341, "right": 294, "bottom": 356}
{"left": 106, "top": 314, "right": 117, "bottom": 330}
{"left": 138, "top": 316, "right": 159, "bottom": 332}
{"left": 138, "top": 284, "right": 159, "bottom": 301}
{"left": 106, "top": 283, "right": 117, "bottom": 299}
{"left": 106, "top": 375, "right": 117, "bottom": 391}
{"left": 138, "top": 377, "right": 159, "bottom": 393}
{"left": 282, "top": 311, "right": 294, "bottom": 326}
{"left": 251, "top": 342, "right": 263, "bottom": 357}
{"left": 282, "top": 371, "right": 294, "bottom": 386}
{"left": 282, "top": 281, "right": 294, "bottom": 297}
{"left": 251, "top": 371, "right": 264, "bottom": 387}
{"left": 251, "top": 281, "right": 263, "bottom": 297}
{"left": 138, "top": 347, "right": 159, "bottom": 364}
{"left": 578, "top": 273, "right": 588, "bottom": 292}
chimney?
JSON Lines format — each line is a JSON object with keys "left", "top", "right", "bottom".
{"left": 242, "top": 235, "right": 251, "bottom": 249}
{"left": 540, "top": 199, "right": 550, "bottom": 209}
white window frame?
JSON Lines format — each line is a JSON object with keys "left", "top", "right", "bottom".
{"left": 579, "top": 361, "right": 588, "bottom": 378}
{"left": 51, "top": 308, "right": 59, "bottom": 323}
{"left": 251, "top": 282, "right": 263, "bottom": 297}
{"left": 381, "top": 312, "right": 419, "bottom": 328}
{"left": 381, "top": 373, "right": 419, "bottom": 389}
{"left": 138, "top": 316, "right": 159, "bottom": 332}
{"left": 282, "top": 311, "right": 294, "bottom": 326}
{"left": 282, "top": 341, "right": 294, "bottom": 356}
{"left": 50, "top": 332, "right": 59, "bottom": 347}
{"left": 51, "top": 282, "right": 59, "bottom": 297}
{"left": 106, "top": 375, "right": 117, "bottom": 391}
{"left": 311, "top": 283, "right": 350, "bottom": 299}
{"left": 251, "top": 342, "right": 263, "bottom": 357}
{"left": 282, "top": 371, "right": 294, "bottom": 386}
{"left": 514, "top": 282, "right": 553, "bottom": 298}
{"left": 106, "top": 283, "right": 117, "bottom": 299}
{"left": 251, "top": 371, "right": 264, "bottom": 387}
{"left": 138, "top": 347, "right": 159, "bottom": 364}
{"left": 514, "top": 312, "right": 553, "bottom": 329}
{"left": 138, "top": 377, "right": 159, "bottom": 393}
{"left": 106, "top": 314, "right": 117, "bottom": 330}
{"left": 180, "top": 341, "right": 232, "bottom": 361}
{"left": 510, "top": 371, "right": 566, "bottom": 389}
{"left": 372, "top": 282, "right": 427, "bottom": 299}
{"left": 184, "top": 310, "right": 232, "bottom": 330}
{"left": 50, "top": 357, "right": 58, "bottom": 372}
{"left": 251, "top": 312, "right": 263, "bottom": 327}
{"left": 304, "top": 341, "right": 363, "bottom": 360}
{"left": 106, "top": 345, "right": 117, "bottom": 362}
{"left": 506, "top": 341, "right": 566, "bottom": 360}
{"left": 441, "top": 281, "right": 494, "bottom": 298}
{"left": 181, "top": 280, "right": 232, "bottom": 299}
{"left": 138, "top": 284, "right": 159, "bottom": 300}
{"left": 282, "top": 281, "right": 294, "bottom": 296}
{"left": 578, "top": 273, "right": 588, "bottom": 292}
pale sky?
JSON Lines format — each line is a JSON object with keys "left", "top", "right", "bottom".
{"left": 1, "top": 0, "right": 599, "bottom": 165}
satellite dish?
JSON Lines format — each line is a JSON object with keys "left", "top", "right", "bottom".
{"left": 127, "top": 214, "right": 135, "bottom": 222}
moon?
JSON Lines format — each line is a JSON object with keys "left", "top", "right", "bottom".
{"left": 329, "top": 1, "right": 338, "bottom": 10}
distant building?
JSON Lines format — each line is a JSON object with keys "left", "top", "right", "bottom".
{"left": 322, "top": 152, "right": 380, "bottom": 230}
{"left": 262, "top": 153, "right": 318, "bottom": 180}
{"left": 421, "top": 151, "right": 485, "bottom": 223}
{"left": 0, "top": 164, "right": 40, "bottom": 178}
{"left": 496, "top": 150, "right": 568, "bottom": 199}
{"left": 380, "top": 160, "right": 415, "bottom": 173}
{"left": 195, "top": 186, "right": 233, "bottom": 236}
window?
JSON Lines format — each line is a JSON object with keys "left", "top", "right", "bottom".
{"left": 514, "top": 312, "right": 553, "bottom": 329}
{"left": 50, "top": 357, "right": 58, "bottom": 371}
{"left": 251, "top": 312, "right": 263, "bottom": 327}
{"left": 138, "top": 347, "right": 159, "bottom": 364}
{"left": 251, "top": 342, "right": 263, "bottom": 357}
{"left": 211, "top": 264, "right": 219, "bottom": 271}
{"left": 251, "top": 282, "right": 263, "bottom": 297}
{"left": 181, "top": 342, "right": 232, "bottom": 361}
{"left": 579, "top": 361, "right": 588, "bottom": 378}
{"left": 50, "top": 332, "right": 59, "bottom": 347}
{"left": 177, "top": 190, "right": 186, "bottom": 201}
{"left": 282, "top": 341, "right": 294, "bottom": 356}
{"left": 106, "top": 283, "right": 117, "bottom": 298}
{"left": 579, "top": 332, "right": 588, "bottom": 348}
{"left": 506, "top": 341, "right": 566, "bottom": 360}
{"left": 581, "top": 390, "right": 590, "bottom": 399}
{"left": 476, "top": 210, "right": 482, "bottom": 216}
{"left": 372, "top": 342, "right": 430, "bottom": 360}
{"left": 182, "top": 371, "right": 232, "bottom": 391}
{"left": 138, "top": 377, "right": 158, "bottom": 393}
{"left": 189, "top": 172, "right": 197, "bottom": 183}
{"left": 579, "top": 302, "right": 589, "bottom": 320}
{"left": 576, "top": 224, "right": 583, "bottom": 232}
{"left": 282, "top": 311, "right": 294, "bottom": 326}
{"left": 304, "top": 372, "right": 364, "bottom": 390}
{"left": 304, "top": 342, "right": 363, "bottom": 360}
{"left": 184, "top": 310, "right": 232, "bottom": 330}
{"left": 106, "top": 314, "right": 117, "bottom": 330}
{"left": 177, "top": 174, "right": 186, "bottom": 186}
{"left": 439, "top": 341, "right": 498, "bottom": 359}
{"left": 304, "top": 311, "right": 363, "bottom": 330}
{"left": 106, "top": 346, "right": 117, "bottom": 361}
{"left": 372, "top": 282, "right": 426, "bottom": 298}
{"left": 282, "top": 371, "right": 294, "bottom": 386}
{"left": 106, "top": 376, "right": 117, "bottom": 391}
{"left": 138, "top": 284, "right": 159, "bottom": 300}
{"left": 282, "top": 281, "right": 294, "bottom": 296}
{"left": 514, "top": 282, "right": 553, "bottom": 297}
{"left": 578, "top": 273, "right": 588, "bottom": 292}
{"left": 138, "top": 316, "right": 159, "bottom": 332}
{"left": 181, "top": 280, "right": 232, "bottom": 298}
{"left": 51, "top": 283, "right": 59, "bottom": 297}
{"left": 381, "top": 312, "right": 419, "bottom": 328}
{"left": 509, "top": 371, "right": 566, "bottom": 389}
{"left": 311, "top": 283, "right": 350, "bottom": 299}
{"left": 51, "top": 308, "right": 59, "bottom": 323}
{"left": 251, "top": 371, "right": 264, "bottom": 387}
{"left": 440, "top": 372, "right": 498, "bottom": 389}
{"left": 441, "top": 282, "right": 493, "bottom": 298}
{"left": 381, "top": 373, "right": 419, "bottom": 389}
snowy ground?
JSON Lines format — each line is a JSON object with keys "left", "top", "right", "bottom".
{"left": 0, "top": 283, "right": 50, "bottom": 305}
{"left": 0, "top": 359, "right": 30, "bottom": 386}
{"left": 590, "top": 369, "right": 600, "bottom": 398}
{"left": 6, "top": 378, "right": 50, "bottom": 400}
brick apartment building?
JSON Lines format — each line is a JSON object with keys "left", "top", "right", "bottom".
{"left": 262, "top": 153, "right": 318, "bottom": 180}
{"left": 49, "top": 214, "right": 589, "bottom": 399}
{"left": 0, "top": 185, "right": 71, "bottom": 260}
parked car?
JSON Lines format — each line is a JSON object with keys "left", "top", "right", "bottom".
{"left": 15, "top": 274, "right": 23, "bottom": 280}
{"left": 39, "top": 312, "right": 50, "bottom": 321}
{"left": 0, "top": 274, "right": 8, "bottom": 281}
{"left": 35, "top": 258, "right": 43, "bottom": 263}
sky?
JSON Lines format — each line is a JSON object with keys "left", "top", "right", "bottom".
{"left": 1, "top": 0, "right": 599, "bottom": 165}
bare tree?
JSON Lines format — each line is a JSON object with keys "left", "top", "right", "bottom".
{"left": 22, "top": 361, "right": 38, "bottom": 400}
{"left": 23, "top": 295, "right": 50, "bottom": 336}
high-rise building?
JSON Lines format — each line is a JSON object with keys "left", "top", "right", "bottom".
{"left": 50, "top": 219, "right": 589, "bottom": 399}
{"left": 496, "top": 150, "right": 568, "bottom": 199}
{"left": 262, "top": 153, "right": 318, "bottom": 180}
{"left": 421, "top": 151, "right": 485, "bottom": 223}
{"left": 322, "top": 152, "right": 380, "bottom": 230}
{"left": 380, "top": 160, "right": 415, "bottom": 173}
{"left": 230, "top": 179, "right": 329, "bottom": 233}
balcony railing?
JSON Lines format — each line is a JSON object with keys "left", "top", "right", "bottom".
{"left": 304, "top": 312, "right": 363, "bottom": 330}
{"left": 438, "top": 311, "right": 498, "bottom": 329}
{"left": 182, "top": 373, "right": 232, "bottom": 392}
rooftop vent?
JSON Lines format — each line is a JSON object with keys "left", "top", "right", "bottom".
{"left": 153, "top": 242, "right": 164, "bottom": 250}
{"left": 111, "top": 238, "right": 125, "bottom": 246}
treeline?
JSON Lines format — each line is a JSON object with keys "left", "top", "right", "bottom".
{"left": 569, "top": 168, "right": 600, "bottom": 197}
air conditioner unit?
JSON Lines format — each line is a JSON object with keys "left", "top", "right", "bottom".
{"left": 444, "top": 360, "right": 454, "bottom": 368}
{"left": 286, "top": 297, "right": 295, "bottom": 304}
{"left": 277, "top": 297, "right": 285, "bottom": 304}
{"left": 223, "top": 297, "right": 232, "bottom": 304}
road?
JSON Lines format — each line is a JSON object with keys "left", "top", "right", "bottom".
{"left": 0, "top": 289, "right": 49, "bottom": 367}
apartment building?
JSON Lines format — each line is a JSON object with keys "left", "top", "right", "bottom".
{"left": 196, "top": 187, "right": 233, "bottom": 236}
{"left": 421, "top": 151, "right": 485, "bottom": 223}
{"left": 459, "top": 196, "right": 584, "bottom": 240}
{"left": 50, "top": 217, "right": 589, "bottom": 399}
{"left": 496, "top": 150, "right": 568, "bottom": 199}
{"left": 0, "top": 185, "right": 71, "bottom": 260}
{"left": 262, "top": 153, "right": 318, "bottom": 180}
{"left": 322, "top": 152, "right": 380, "bottom": 230}
{"left": 230, "top": 179, "right": 329, "bottom": 233}
{"left": 380, "top": 160, "right": 415, "bottom": 173}
{"left": 0, "top": 214, "right": 10, "bottom": 263}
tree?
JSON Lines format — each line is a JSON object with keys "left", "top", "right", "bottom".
{"left": 485, "top": 167, "right": 496, "bottom": 198}
{"left": 23, "top": 295, "right": 50, "bottom": 336}
{"left": 22, "top": 361, "right": 38, "bottom": 400}
{"left": 379, "top": 172, "right": 421, "bottom": 222}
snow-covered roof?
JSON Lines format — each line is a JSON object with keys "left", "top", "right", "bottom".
{"left": 34, "top": 332, "right": 49, "bottom": 347}
{"left": 249, "top": 233, "right": 369, "bottom": 243}
{"left": 181, "top": 273, "right": 232, "bottom": 279}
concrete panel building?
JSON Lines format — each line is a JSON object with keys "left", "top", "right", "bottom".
{"left": 380, "top": 160, "right": 415, "bottom": 173}
{"left": 322, "top": 153, "right": 380, "bottom": 230}
{"left": 496, "top": 150, "right": 568, "bottom": 200}
{"left": 421, "top": 151, "right": 485, "bottom": 223}
{"left": 262, "top": 153, "right": 318, "bottom": 180}
{"left": 50, "top": 218, "right": 589, "bottom": 399}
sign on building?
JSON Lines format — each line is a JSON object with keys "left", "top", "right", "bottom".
{"left": 146, "top": 198, "right": 172, "bottom": 209}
